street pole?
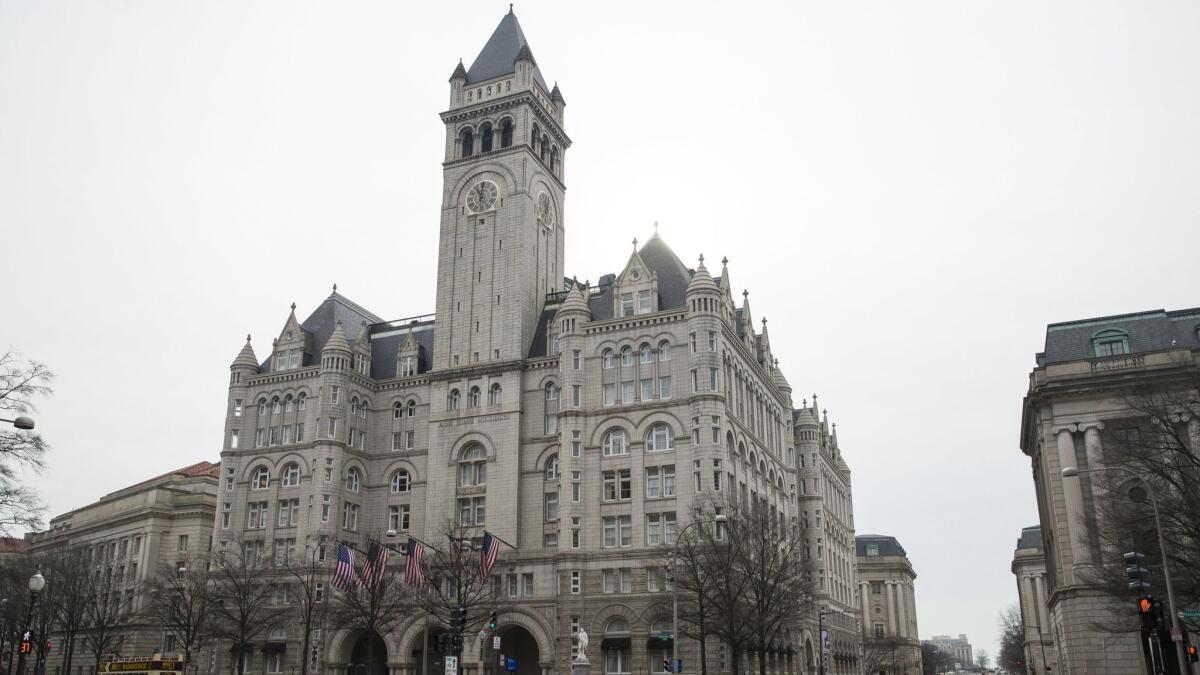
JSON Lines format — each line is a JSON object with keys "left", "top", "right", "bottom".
{"left": 818, "top": 610, "right": 825, "bottom": 675}
{"left": 14, "top": 573, "right": 44, "bottom": 675}
{"left": 1064, "top": 466, "right": 1191, "bottom": 675}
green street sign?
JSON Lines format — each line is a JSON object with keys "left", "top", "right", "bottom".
{"left": 1182, "top": 608, "right": 1200, "bottom": 620}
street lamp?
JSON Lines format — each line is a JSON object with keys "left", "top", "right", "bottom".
{"left": 15, "top": 571, "right": 46, "bottom": 675}
{"left": 671, "top": 514, "right": 726, "bottom": 675}
{"left": 1062, "top": 465, "right": 1190, "bottom": 674}
{"left": 0, "top": 417, "right": 34, "bottom": 430}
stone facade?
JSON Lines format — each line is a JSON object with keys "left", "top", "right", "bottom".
{"left": 1011, "top": 526, "right": 1057, "bottom": 675}
{"left": 214, "top": 8, "right": 860, "bottom": 675}
{"left": 922, "top": 636, "right": 971, "bottom": 671}
{"left": 855, "top": 536, "right": 919, "bottom": 675}
{"left": 1019, "top": 307, "right": 1200, "bottom": 675}
{"left": 26, "top": 462, "right": 220, "bottom": 673}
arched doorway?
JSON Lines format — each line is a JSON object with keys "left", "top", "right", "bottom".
{"left": 805, "top": 638, "right": 816, "bottom": 674}
{"left": 495, "top": 625, "right": 540, "bottom": 675}
{"left": 410, "top": 627, "right": 448, "bottom": 675}
{"left": 348, "top": 632, "right": 387, "bottom": 675}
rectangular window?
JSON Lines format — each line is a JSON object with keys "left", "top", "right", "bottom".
{"left": 234, "top": 399, "right": 243, "bottom": 417}
{"left": 392, "top": 432, "right": 402, "bottom": 451}
{"left": 324, "top": 467, "right": 333, "bottom": 482}
{"left": 641, "top": 379, "right": 654, "bottom": 400}
{"left": 543, "top": 533, "right": 557, "bottom": 548}
{"left": 506, "top": 573, "right": 518, "bottom": 597}
{"left": 405, "top": 430, "right": 414, "bottom": 449}
{"left": 314, "top": 582, "right": 325, "bottom": 602}
{"left": 571, "top": 472, "right": 581, "bottom": 502}
{"left": 710, "top": 367, "right": 719, "bottom": 391}
{"left": 647, "top": 514, "right": 662, "bottom": 545}
{"left": 691, "top": 370, "right": 698, "bottom": 393}
{"left": 330, "top": 386, "right": 340, "bottom": 404}
{"left": 619, "top": 568, "right": 631, "bottom": 593}
{"left": 659, "top": 376, "right": 671, "bottom": 399}
{"left": 571, "top": 528, "right": 580, "bottom": 548}
{"left": 295, "top": 423, "right": 304, "bottom": 442}
{"left": 708, "top": 331, "right": 717, "bottom": 351}
{"left": 602, "top": 569, "right": 615, "bottom": 593}
{"left": 230, "top": 429, "right": 239, "bottom": 449}
{"left": 619, "top": 469, "right": 631, "bottom": 499}
{"left": 544, "top": 492, "right": 559, "bottom": 521}
{"left": 664, "top": 512, "right": 678, "bottom": 544}
{"left": 621, "top": 293, "right": 634, "bottom": 317}
{"left": 603, "top": 384, "right": 614, "bottom": 406}
{"left": 572, "top": 385, "right": 581, "bottom": 407}
{"left": 342, "top": 502, "right": 358, "bottom": 530}
{"left": 602, "top": 517, "right": 617, "bottom": 547}
{"left": 327, "top": 418, "right": 337, "bottom": 438}
{"left": 663, "top": 466, "right": 676, "bottom": 497}
{"left": 689, "top": 333, "right": 697, "bottom": 353}
{"left": 572, "top": 350, "right": 581, "bottom": 369}
{"left": 637, "top": 289, "right": 652, "bottom": 314}
{"left": 571, "top": 430, "right": 582, "bottom": 457}
{"left": 255, "top": 429, "right": 264, "bottom": 448}
{"left": 545, "top": 413, "right": 557, "bottom": 435}
{"left": 712, "top": 417, "right": 721, "bottom": 444}
{"left": 221, "top": 503, "right": 231, "bottom": 529}
{"left": 522, "top": 572, "right": 534, "bottom": 596}
{"left": 646, "top": 467, "right": 660, "bottom": 498}
{"left": 619, "top": 515, "right": 632, "bottom": 546}
{"left": 177, "top": 535, "right": 188, "bottom": 552}
{"left": 570, "top": 570, "right": 581, "bottom": 594}
{"left": 621, "top": 381, "right": 634, "bottom": 403}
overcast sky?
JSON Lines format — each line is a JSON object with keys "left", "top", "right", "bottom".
{"left": 3, "top": 0, "right": 1199, "bottom": 659}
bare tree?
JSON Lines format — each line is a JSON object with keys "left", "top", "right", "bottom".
{"left": 209, "top": 545, "right": 287, "bottom": 675}
{"left": 919, "top": 644, "right": 952, "bottom": 675}
{"left": 975, "top": 649, "right": 991, "bottom": 670}
{"left": 408, "top": 523, "right": 497, "bottom": 635}
{"left": 997, "top": 605, "right": 1026, "bottom": 673}
{"left": 45, "top": 547, "right": 95, "bottom": 675}
{"left": 143, "top": 556, "right": 215, "bottom": 675}
{"left": 862, "top": 635, "right": 918, "bottom": 675}
{"left": 0, "top": 350, "right": 52, "bottom": 533}
{"left": 284, "top": 548, "right": 328, "bottom": 675}
{"left": 82, "top": 563, "right": 133, "bottom": 672}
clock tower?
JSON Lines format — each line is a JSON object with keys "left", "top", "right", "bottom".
{"left": 432, "top": 7, "right": 568, "bottom": 370}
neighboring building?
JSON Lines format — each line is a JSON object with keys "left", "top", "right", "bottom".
{"left": 923, "top": 635, "right": 973, "bottom": 671}
{"left": 1011, "top": 525, "right": 1057, "bottom": 675}
{"left": 27, "top": 461, "right": 220, "bottom": 667}
{"left": 215, "top": 8, "right": 860, "bottom": 675}
{"left": 797, "top": 402, "right": 862, "bottom": 674}
{"left": 0, "top": 536, "right": 29, "bottom": 563}
{"left": 1019, "top": 307, "right": 1200, "bottom": 674}
{"left": 856, "top": 535, "right": 920, "bottom": 675}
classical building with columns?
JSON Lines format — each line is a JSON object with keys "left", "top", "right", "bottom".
{"left": 215, "top": 8, "right": 861, "bottom": 675}
{"left": 855, "top": 536, "right": 920, "bottom": 675}
{"left": 922, "top": 636, "right": 971, "bottom": 671}
{"left": 1019, "top": 306, "right": 1200, "bottom": 675}
{"left": 1011, "top": 525, "right": 1057, "bottom": 675}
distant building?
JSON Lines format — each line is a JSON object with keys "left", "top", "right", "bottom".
{"left": 924, "top": 635, "right": 973, "bottom": 670}
{"left": 27, "top": 461, "right": 220, "bottom": 670}
{"left": 1011, "top": 525, "right": 1057, "bottom": 674}
{"left": 0, "top": 536, "right": 29, "bottom": 563}
{"left": 1020, "top": 307, "right": 1200, "bottom": 674}
{"left": 856, "top": 535, "right": 921, "bottom": 675}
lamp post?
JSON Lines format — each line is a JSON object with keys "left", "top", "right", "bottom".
{"left": 0, "top": 418, "right": 34, "bottom": 431}
{"left": 671, "top": 515, "right": 726, "bottom": 675}
{"left": 1062, "top": 465, "right": 1191, "bottom": 674}
{"left": 15, "top": 571, "right": 45, "bottom": 675}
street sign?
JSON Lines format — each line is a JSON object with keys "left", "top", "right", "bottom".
{"left": 493, "top": 636, "right": 501, "bottom": 650}
{"left": 1182, "top": 609, "right": 1200, "bottom": 620}
{"left": 505, "top": 657, "right": 517, "bottom": 672}
{"left": 444, "top": 656, "right": 457, "bottom": 675}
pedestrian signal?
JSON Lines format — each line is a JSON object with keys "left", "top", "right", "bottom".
{"left": 1187, "top": 645, "right": 1198, "bottom": 663}
{"left": 18, "top": 640, "right": 31, "bottom": 655}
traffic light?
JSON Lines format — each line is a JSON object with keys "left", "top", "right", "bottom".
{"left": 488, "top": 611, "right": 497, "bottom": 630}
{"left": 1187, "top": 645, "right": 1198, "bottom": 663}
{"left": 1124, "top": 551, "right": 1151, "bottom": 594}
{"left": 449, "top": 606, "right": 464, "bottom": 633}
{"left": 1138, "top": 596, "right": 1157, "bottom": 633}
{"left": 18, "top": 640, "right": 31, "bottom": 655}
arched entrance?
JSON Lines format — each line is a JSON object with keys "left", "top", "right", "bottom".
{"left": 409, "top": 627, "right": 448, "bottom": 675}
{"left": 348, "top": 632, "right": 387, "bottom": 675}
{"left": 494, "top": 625, "right": 540, "bottom": 675}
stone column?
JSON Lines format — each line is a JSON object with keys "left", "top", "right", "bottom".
{"left": 886, "top": 582, "right": 898, "bottom": 636}
{"left": 860, "top": 583, "right": 870, "bottom": 632}
{"left": 1055, "top": 427, "right": 1088, "bottom": 568}
{"left": 896, "top": 582, "right": 908, "bottom": 638}
{"left": 1035, "top": 575, "right": 1051, "bottom": 635}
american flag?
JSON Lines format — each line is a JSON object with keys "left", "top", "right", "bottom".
{"left": 404, "top": 537, "right": 425, "bottom": 586}
{"left": 330, "top": 543, "right": 355, "bottom": 592}
{"left": 479, "top": 531, "right": 500, "bottom": 580}
{"left": 358, "top": 541, "right": 389, "bottom": 590}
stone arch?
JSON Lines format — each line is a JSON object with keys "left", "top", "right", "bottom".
{"left": 634, "top": 410, "right": 686, "bottom": 444}
{"left": 326, "top": 627, "right": 402, "bottom": 671}
{"left": 449, "top": 165, "right": 519, "bottom": 203}
{"left": 590, "top": 602, "right": 640, "bottom": 633}
{"left": 273, "top": 451, "right": 311, "bottom": 477}
{"left": 240, "top": 457, "right": 275, "bottom": 481}
{"left": 444, "top": 431, "right": 497, "bottom": 465}
{"left": 382, "top": 459, "right": 421, "bottom": 485}
{"left": 588, "top": 414, "right": 638, "bottom": 447}
{"left": 496, "top": 606, "right": 556, "bottom": 660}
{"left": 533, "top": 443, "right": 560, "bottom": 473}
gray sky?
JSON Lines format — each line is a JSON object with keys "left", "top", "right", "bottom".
{"left": 3, "top": 0, "right": 1198, "bottom": 659}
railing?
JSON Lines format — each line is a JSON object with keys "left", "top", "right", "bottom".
{"left": 1089, "top": 353, "right": 1145, "bottom": 372}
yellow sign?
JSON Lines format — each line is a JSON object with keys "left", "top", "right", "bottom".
{"left": 100, "top": 661, "right": 181, "bottom": 673}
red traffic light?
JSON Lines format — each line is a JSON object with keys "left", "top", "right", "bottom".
{"left": 1138, "top": 597, "right": 1153, "bottom": 613}
{"left": 1188, "top": 645, "right": 1198, "bottom": 663}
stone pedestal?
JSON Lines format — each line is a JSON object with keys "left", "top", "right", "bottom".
{"left": 571, "top": 660, "right": 590, "bottom": 675}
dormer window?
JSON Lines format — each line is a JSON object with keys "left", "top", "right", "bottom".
{"left": 1092, "top": 329, "right": 1129, "bottom": 357}
{"left": 637, "top": 290, "right": 652, "bottom": 314}
{"left": 275, "top": 349, "right": 301, "bottom": 371}
{"left": 621, "top": 293, "right": 634, "bottom": 317}
{"left": 400, "top": 356, "right": 415, "bottom": 377}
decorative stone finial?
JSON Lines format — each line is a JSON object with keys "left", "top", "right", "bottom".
{"left": 721, "top": 256, "right": 728, "bottom": 266}
{"left": 774, "top": 358, "right": 779, "bottom": 366}
{"left": 654, "top": 220, "right": 659, "bottom": 232}
{"left": 332, "top": 283, "right": 338, "bottom": 293}
{"left": 762, "top": 317, "right": 767, "bottom": 325}
{"left": 632, "top": 237, "right": 638, "bottom": 249}
{"left": 699, "top": 253, "right": 705, "bottom": 264}
{"left": 290, "top": 302, "right": 296, "bottom": 311}
{"left": 246, "top": 334, "right": 252, "bottom": 342}
{"left": 743, "top": 289, "right": 749, "bottom": 298}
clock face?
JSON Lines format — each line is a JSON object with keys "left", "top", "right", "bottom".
{"left": 466, "top": 181, "right": 498, "bottom": 214}
{"left": 537, "top": 192, "right": 553, "bottom": 227}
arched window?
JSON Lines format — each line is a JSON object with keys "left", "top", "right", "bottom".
{"left": 271, "top": 397, "right": 282, "bottom": 415}
{"left": 281, "top": 463, "right": 300, "bottom": 487}
{"left": 448, "top": 389, "right": 460, "bottom": 411}
{"left": 468, "top": 386, "right": 481, "bottom": 408}
{"left": 602, "top": 349, "right": 614, "bottom": 369}
{"left": 550, "top": 146, "right": 559, "bottom": 173}
{"left": 658, "top": 341, "right": 670, "bottom": 361}
{"left": 545, "top": 454, "right": 559, "bottom": 480}
{"left": 345, "top": 468, "right": 361, "bottom": 492}
{"left": 407, "top": 400, "right": 416, "bottom": 417}
{"left": 603, "top": 429, "right": 628, "bottom": 456}
{"left": 297, "top": 392, "right": 306, "bottom": 411}
{"left": 647, "top": 424, "right": 674, "bottom": 452}
{"left": 604, "top": 619, "right": 631, "bottom": 675}
{"left": 1092, "top": 328, "right": 1130, "bottom": 357}
{"left": 359, "top": 400, "right": 368, "bottom": 419}
{"left": 545, "top": 383, "right": 558, "bottom": 401}
{"left": 540, "top": 134, "right": 549, "bottom": 163}
{"left": 391, "top": 469, "right": 411, "bottom": 493}
{"left": 351, "top": 398, "right": 359, "bottom": 416}
{"left": 531, "top": 124, "right": 540, "bottom": 152}
{"left": 620, "top": 346, "right": 632, "bottom": 367}
{"left": 257, "top": 399, "right": 266, "bottom": 416}
{"left": 499, "top": 119, "right": 513, "bottom": 148}
{"left": 640, "top": 344, "right": 652, "bottom": 364}
{"left": 606, "top": 618, "right": 629, "bottom": 633}
{"left": 251, "top": 466, "right": 270, "bottom": 490}
{"left": 480, "top": 122, "right": 493, "bottom": 153}
{"left": 489, "top": 383, "right": 502, "bottom": 405}
{"left": 393, "top": 402, "right": 402, "bottom": 419}
{"left": 461, "top": 128, "right": 474, "bottom": 158}
{"left": 284, "top": 395, "right": 294, "bottom": 413}
{"left": 459, "top": 445, "right": 487, "bottom": 486}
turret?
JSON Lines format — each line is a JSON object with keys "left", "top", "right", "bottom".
{"left": 321, "top": 320, "right": 351, "bottom": 372}
{"left": 514, "top": 43, "right": 536, "bottom": 88}
{"left": 449, "top": 59, "right": 467, "bottom": 107}
{"left": 227, "top": 334, "right": 258, "bottom": 451}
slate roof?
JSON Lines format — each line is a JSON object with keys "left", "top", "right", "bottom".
{"left": 368, "top": 320, "right": 436, "bottom": 379}
{"left": 261, "top": 292, "right": 385, "bottom": 372}
{"left": 1040, "top": 307, "right": 1200, "bottom": 365}
{"left": 1016, "top": 525, "right": 1043, "bottom": 550}
{"left": 856, "top": 534, "right": 907, "bottom": 557}
{"left": 466, "top": 10, "right": 550, "bottom": 92}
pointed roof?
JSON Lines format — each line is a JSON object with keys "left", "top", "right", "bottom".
{"left": 467, "top": 9, "right": 549, "bottom": 91}
{"left": 450, "top": 60, "right": 468, "bottom": 81}
{"left": 323, "top": 320, "right": 352, "bottom": 354}
{"left": 232, "top": 334, "right": 259, "bottom": 368}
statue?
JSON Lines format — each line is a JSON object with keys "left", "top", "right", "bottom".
{"left": 575, "top": 628, "right": 589, "bottom": 663}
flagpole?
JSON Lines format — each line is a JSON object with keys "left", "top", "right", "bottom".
{"left": 482, "top": 530, "right": 517, "bottom": 551}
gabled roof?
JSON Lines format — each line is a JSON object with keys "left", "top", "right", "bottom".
{"left": 466, "top": 9, "right": 550, "bottom": 91}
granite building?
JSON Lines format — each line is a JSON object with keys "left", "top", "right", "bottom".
{"left": 855, "top": 536, "right": 920, "bottom": 675}
{"left": 1011, "top": 526, "right": 1057, "bottom": 675}
{"left": 215, "top": 8, "right": 860, "bottom": 675}
{"left": 1019, "top": 307, "right": 1200, "bottom": 675}
{"left": 922, "top": 635, "right": 972, "bottom": 671}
